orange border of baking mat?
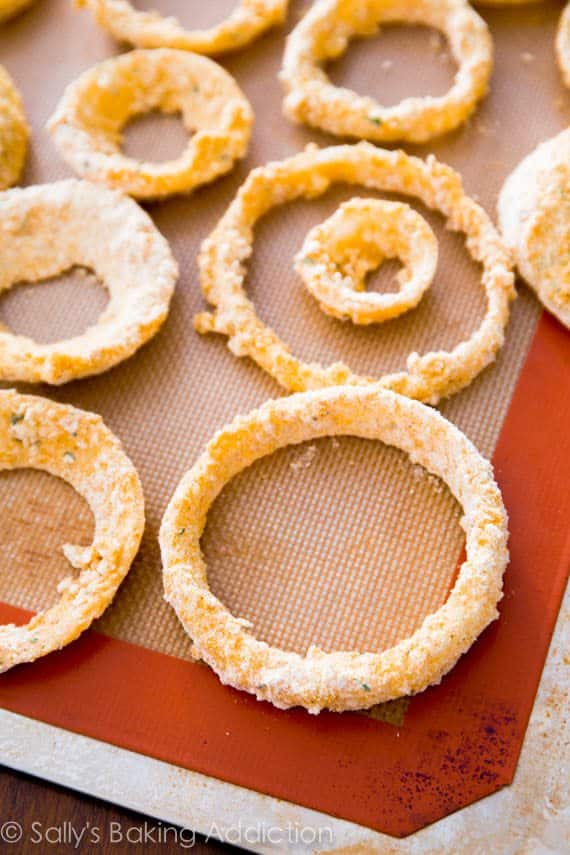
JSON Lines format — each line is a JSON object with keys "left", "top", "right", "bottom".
{"left": 1, "top": 313, "right": 569, "bottom": 838}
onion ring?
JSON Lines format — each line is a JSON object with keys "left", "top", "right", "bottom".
{"left": 473, "top": 0, "right": 536, "bottom": 4}
{"left": 280, "top": 0, "right": 492, "bottom": 144}
{"left": 0, "top": 0, "right": 36, "bottom": 23}
{"left": 76, "top": 0, "right": 288, "bottom": 56}
{"left": 294, "top": 197, "right": 438, "bottom": 325}
{"left": 0, "top": 179, "right": 178, "bottom": 384}
{"left": 48, "top": 49, "right": 253, "bottom": 200}
{"left": 0, "top": 390, "right": 145, "bottom": 673}
{"left": 0, "top": 65, "right": 28, "bottom": 190}
{"left": 160, "top": 385, "right": 509, "bottom": 714}
{"left": 194, "top": 143, "right": 515, "bottom": 405}
{"left": 498, "top": 128, "right": 570, "bottom": 329}
{"left": 557, "top": 3, "right": 570, "bottom": 89}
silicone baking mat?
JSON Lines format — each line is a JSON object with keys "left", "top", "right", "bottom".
{"left": 0, "top": 0, "right": 569, "bottom": 838}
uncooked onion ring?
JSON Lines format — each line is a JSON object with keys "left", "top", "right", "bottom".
{"left": 0, "top": 65, "right": 28, "bottom": 190}
{"left": 0, "top": 179, "right": 178, "bottom": 384}
{"left": 48, "top": 49, "right": 253, "bottom": 200}
{"left": 294, "top": 197, "right": 438, "bottom": 325}
{"left": 498, "top": 128, "right": 570, "bottom": 329}
{"left": 195, "top": 143, "right": 515, "bottom": 405}
{"left": 280, "top": 0, "right": 492, "bottom": 144}
{"left": 76, "top": 0, "right": 288, "bottom": 56}
{"left": 160, "top": 385, "right": 509, "bottom": 714}
{"left": 0, "top": 390, "right": 145, "bottom": 673}
{"left": 557, "top": 3, "right": 570, "bottom": 89}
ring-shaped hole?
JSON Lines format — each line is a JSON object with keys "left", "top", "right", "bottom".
{"left": 328, "top": 24, "right": 457, "bottom": 107}
{"left": 203, "top": 436, "right": 464, "bottom": 656}
{"left": 0, "top": 267, "right": 109, "bottom": 345}
{"left": 121, "top": 111, "right": 192, "bottom": 164}
{"left": 0, "top": 469, "right": 94, "bottom": 616}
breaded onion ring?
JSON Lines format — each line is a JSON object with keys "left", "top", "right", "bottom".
{"left": 48, "top": 49, "right": 253, "bottom": 200}
{"left": 0, "top": 65, "right": 28, "bottom": 190}
{"left": 76, "top": 0, "right": 287, "bottom": 56}
{"left": 294, "top": 198, "right": 437, "bottom": 324}
{"left": 474, "top": 0, "right": 536, "bottom": 4}
{"left": 0, "top": 0, "right": 36, "bottom": 23}
{"left": 160, "top": 385, "right": 509, "bottom": 714}
{"left": 556, "top": 3, "right": 570, "bottom": 89}
{"left": 498, "top": 128, "right": 570, "bottom": 329}
{"left": 0, "top": 179, "right": 178, "bottom": 384}
{"left": 280, "top": 0, "right": 492, "bottom": 144}
{"left": 0, "top": 390, "right": 145, "bottom": 673}
{"left": 195, "top": 143, "right": 515, "bottom": 404}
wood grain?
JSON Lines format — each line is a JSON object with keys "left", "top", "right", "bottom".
{"left": 0, "top": 767, "right": 234, "bottom": 853}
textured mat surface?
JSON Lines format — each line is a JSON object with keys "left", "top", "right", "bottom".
{"left": 0, "top": 0, "right": 558, "bottom": 661}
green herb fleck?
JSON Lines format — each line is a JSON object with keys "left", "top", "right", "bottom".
{"left": 30, "top": 638, "right": 39, "bottom": 644}
{"left": 361, "top": 683, "right": 371, "bottom": 691}
{"left": 177, "top": 527, "right": 186, "bottom": 536}
{"left": 63, "top": 451, "right": 76, "bottom": 463}
{"left": 369, "top": 116, "right": 383, "bottom": 126}
{"left": 10, "top": 413, "right": 24, "bottom": 426}
{"left": 302, "top": 256, "right": 317, "bottom": 265}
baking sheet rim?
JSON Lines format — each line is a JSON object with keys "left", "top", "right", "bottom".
{"left": 0, "top": 574, "right": 568, "bottom": 853}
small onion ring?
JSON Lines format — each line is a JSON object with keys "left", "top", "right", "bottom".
{"left": 160, "top": 385, "right": 509, "bottom": 714}
{"left": 0, "top": 65, "right": 28, "bottom": 190}
{"left": 0, "top": 0, "right": 36, "bottom": 23}
{"left": 294, "top": 197, "right": 438, "bottom": 325}
{"left": 0, "top": 390, "right": 145, "bottom": 673}
{"left": 194, "top": 143, "right": 515, "bottom": 405}
{"left": 76, "top": 0, "right": 288, "bottom": 56}
{"left": 0, "top": 179, "right": 178, "bottom": 384}
{"left": 48, "top": 49, "right": 253, "bottom": 200}
{"left": 280, "top": 0, "right": 492, "bottom": 144}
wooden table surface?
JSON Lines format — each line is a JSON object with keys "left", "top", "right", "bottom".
{"left": 0, "top": 767, "right": 236, "bottom": 853}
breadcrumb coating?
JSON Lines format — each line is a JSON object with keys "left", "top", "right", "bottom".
{"left": 76, "top": 0, "right": 288, "bottom": 56}
{"left": 294, "top": 197, "right": 438, "bottom": 325}
{"left": 48, "top": 49, "right": 253, "bottom": 200}
{"left": 0, "top": 179, "right": 178, "bottom": 383}
{"left": 0, "top": 65, "right": 27, "bottom": 190}
{"left": 498, "top": 128, "right": 570, "bottom": 329}
{"left": 280, "top": 0, "right": 492, "bottom": 143}
{"left": 195, "top": 143, "right": 515, "bottom": 404}
{"left": 0, "top": 390, "right": 145, "bottom": 673}
{"left": 161, "top": 385, "right": 508, "bottom": 714}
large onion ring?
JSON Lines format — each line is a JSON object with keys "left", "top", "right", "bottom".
{"left": 0, "top": 0, "right": 36, "bottom": 23}
{"left": 280, "top": 0, "right": 492, "bottom": 144}
{"left": 76, "top": 0, "right": 288, "bottom": 56}
{"left": 0, "top": 179, "right": 178, "bottom": 384}
{"left": 498, "top": 128, "right": 570, "bottom": 329}
{"left": 160, "top": 385, "right": 509, "bottom": 714}
{"left": 0, "top": 65, "right": 28, "bottom": 190}
{"left": 0, "top": 390, "right": 145, "bottom": 673}
{"left": 294, "top": 197, "right": 438, "bottom": 325}
{"left": 194, "top": 143, "right": 515, "bottom": 405}
{"left": 48, "top": 49, "right": 253, "bottom": 200}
